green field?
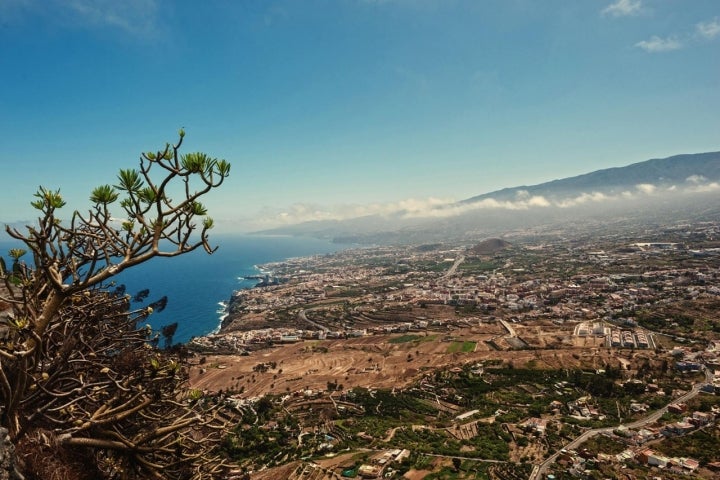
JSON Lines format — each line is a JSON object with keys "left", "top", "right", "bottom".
{"left": 447, "top": 341, "right": 476, "bottom": 353}
{"left": 389, "top": 334, "right": 437, "bottom": 344}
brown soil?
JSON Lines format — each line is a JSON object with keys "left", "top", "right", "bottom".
{"left": 188, "top": 325, "right": 627, "bottom": 397}
{"left": 403, "top": 470, "right": 434, "bottom": 479}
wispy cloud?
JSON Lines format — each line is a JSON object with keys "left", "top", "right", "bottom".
{"left": 357, "top": 0, "right": 446, "bottom": 6}
{"left": 696, "top": 17, "right": 720, "bottom": 40}
{"left": 601, "top": 0, "right": 642, "bottom": 17}
{"left": 635, "top": 16, "right": 720, "bottom": 53}
{"left": 67, "top": 0, "right": 159, "bottom": 34}
{"left": 635, "top": 35, "right": 683, "bottom": 52}
{"left": 254, "top": 197, "right": 457, "bottom": 227}
{"left": 1, "top": 0, "right": 161, "bottom": 37}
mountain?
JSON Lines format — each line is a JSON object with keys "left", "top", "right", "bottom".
{"left": 256, "top": 151, "right": 720, "bottom": 243}
{"left": 462, "top": 151, "right": 720, "bottom": 203}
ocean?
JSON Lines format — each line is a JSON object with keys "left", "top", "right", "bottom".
{"left": 0, "top": 234, "right": 344, "bottom": 344}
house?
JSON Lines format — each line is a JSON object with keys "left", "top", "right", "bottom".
{"left": 700, "top": 383, "right": 717, "bottom": 394}
{"left": 519, "top": 417, "right": 547, "bottom": 435}
{"left": 663, "top": 421, "right": 695, "bottom": 436}
{"left": 668, "top": 403, "right": 687, "bottom": 414}
{"left": 676, "top": 361, "right": 702, "bottom": 372}
{"left": 636, "top": 448, "right": 654, "bottom": 464}
{"left": 357, "top": 464, "right": 382, "bottom": 478}
{"left": 690, "top": 411, "right": 713, "bottom": 426}
{"left": 394, "top": 449, "right": 410, "bottom": 463}
{"left": 630, "top": 402, "right": 649, "bottom": 413}
{"left": 679, "top": 457, "right": 700, "bottom": 472}
{"left": 648, "top": 453, "right": 671, "bottom": 467}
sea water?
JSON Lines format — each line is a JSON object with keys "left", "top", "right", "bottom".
{"left": 0, "top": 234, "right": 343, "bottom": 344}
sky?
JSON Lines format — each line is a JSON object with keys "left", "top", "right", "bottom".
{"left": 0, "top": 0, "right": 718, "bottom": 232}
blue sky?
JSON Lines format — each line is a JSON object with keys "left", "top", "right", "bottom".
{"left": 1, "top": 0, "right": 718, "bottom": 232}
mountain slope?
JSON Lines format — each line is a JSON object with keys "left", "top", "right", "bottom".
{"left": 463, "top": 151, "right": 720, "bottom": 203}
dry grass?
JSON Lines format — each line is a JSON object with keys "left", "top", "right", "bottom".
{"left": 16, "top": 430, "right": 100, "bottom": 480}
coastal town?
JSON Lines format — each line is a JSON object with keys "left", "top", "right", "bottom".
{"left": 185, "top": 219, "right": 720, "bottom": 479}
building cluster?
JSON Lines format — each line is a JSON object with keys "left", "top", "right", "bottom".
{"left": 194, "top": 233, "right": 720, "bottom": 358}
{"left": 556, "top": 443, "right": 702, "bottom": 477}
{"left": 352, "top": 449, "right": 410, "bottom": 479}
{"left": 548, "top": 401, "right": 719, "bottom": 477}
{"left": 186, "top": 221, "right": 720, "bottom": 477}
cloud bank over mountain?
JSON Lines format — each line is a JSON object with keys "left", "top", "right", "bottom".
{"left": 254, "top": 170, "right": 719, "bottom": 227}
{"left": 251, "top": 151, "right": 720, "bottom": 241}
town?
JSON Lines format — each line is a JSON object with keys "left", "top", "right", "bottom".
{"left": 183, "top": 219, "right": 720, "bottom": 479}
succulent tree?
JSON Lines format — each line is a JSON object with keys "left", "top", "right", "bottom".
{"left": 0, "top": 132, "right": 234, "bottom": 479}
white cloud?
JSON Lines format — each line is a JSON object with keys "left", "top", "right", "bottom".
{"left": 602, "top": 0, "right": 642, "bottom": 17}
{"left": 242, "top": 179, "right": 720, "bottom": 229}
{"left": 635, "top": 35, "right": 683, "bottom": 52}
{"left": 402, "top": 194, "right": 554, "bottom": 219}
{"left": 249, "top": 197, "right": 460, "bottom": 227}
{"left": 635, "top": 17, "right": 719, "bottom": 54}
{"left": 686, "top": 174, "right": 707, "bottom": 184}
{"left": 556, "top": 192, "right": 611, "bottom": 208}
{"left": 687, "top": 182, "right": 720, "bottom": 193}
{"left": 696, "top": 17, "right": 720, "bottom": 40}
{"left": 635, "top": 183, "right": 657, "bottom": 194}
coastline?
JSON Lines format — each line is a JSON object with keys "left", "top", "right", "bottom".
{"left": 117, "top": 235, "right": 344, "bottom": 344}
{"left": 2, "top": 235, "right": 346, "bottom": 344}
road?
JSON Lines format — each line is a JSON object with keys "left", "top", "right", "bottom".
{"left": 297, "top": 309, "right": 329, "bottom": 332}
{"left": 529, "top": 368, "right": 712, "bottom": 480}
{"left": 499, "top": 319, "right": 517, "bottom": 337}
{"left": 421, "top": 453, "right": 507, "bottom": 464}
{"left": 444, "top": 255, "right": 465, "bottom": 277}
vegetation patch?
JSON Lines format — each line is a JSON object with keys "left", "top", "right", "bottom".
{"left": 580, "top": 434, "right": 626, "bottom": 456}
{"left": 654, "top": 427, "right": 720, "bottom": 465}
{"left": 390, "top": 334, "right": 437, "bottom": 344}
{"left": 447, "top": 341, "right": 476, "bottom": 353}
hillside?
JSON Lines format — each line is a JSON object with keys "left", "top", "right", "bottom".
{"left": 469, "top": 238, "right": 512, "bottom": 255}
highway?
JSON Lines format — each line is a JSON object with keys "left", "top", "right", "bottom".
{"left": 529, "top": 368, "right": 712, "bottom": 480}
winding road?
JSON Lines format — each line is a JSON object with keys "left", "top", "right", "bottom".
{"left": 298, "top": 308, "right": 329, "bottom": 332}
{"left": 529, "top": 368, "right": 713, "bottom": 480}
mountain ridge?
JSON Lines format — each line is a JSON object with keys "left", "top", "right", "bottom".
{"left": 256, "top": 150, "right": 720, "bottom": 243}
{"left": 462, "top": 151, "right": 720, "bottom": 203}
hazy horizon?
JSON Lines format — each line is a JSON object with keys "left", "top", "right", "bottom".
{"left": 1, "top": 1, "right": 719, "bottom": 232}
